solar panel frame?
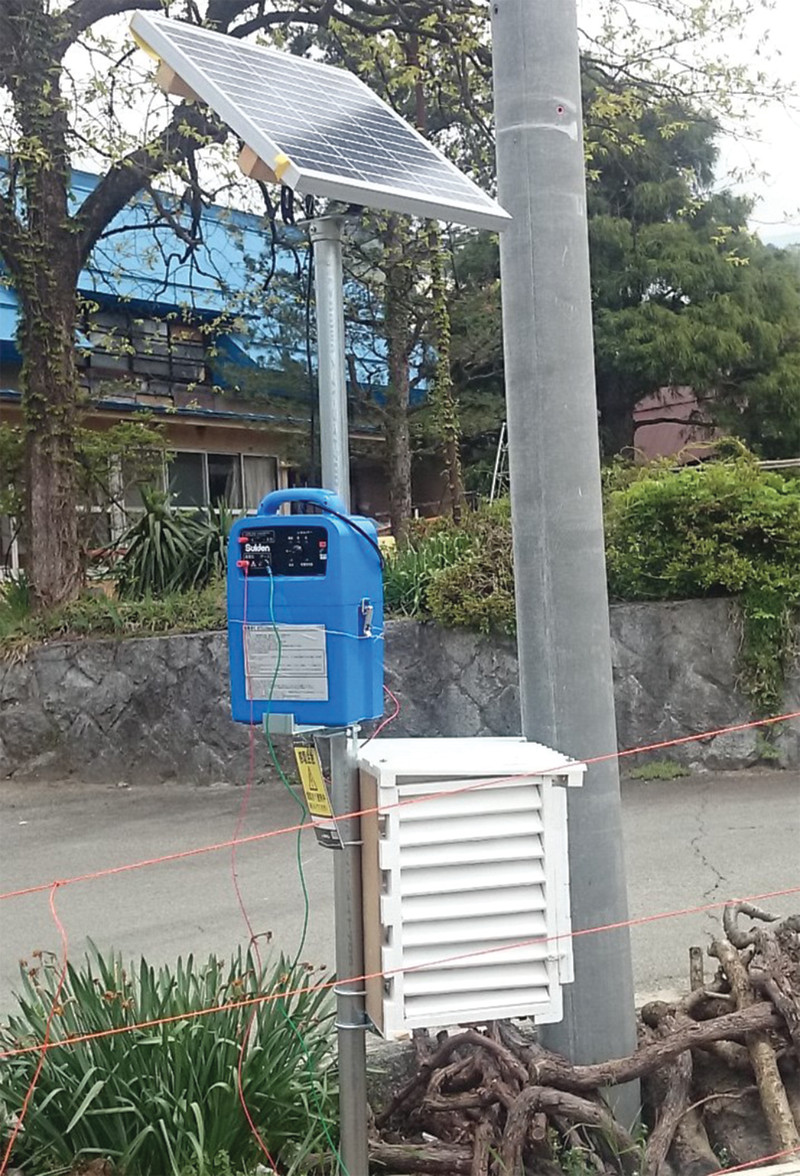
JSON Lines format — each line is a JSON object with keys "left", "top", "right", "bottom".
{"left": 129, "top": 11, "right": 511, "bottom": 232}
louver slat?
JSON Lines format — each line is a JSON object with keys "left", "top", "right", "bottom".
{"left": 359, "top": 738, "right": 584, "bottom": 1039}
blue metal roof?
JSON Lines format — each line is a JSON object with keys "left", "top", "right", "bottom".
{"left": 0, "top": 166, "right": 392, "bottom": 382}
{"left": 0, "top": 166, "right": 430, "bottom": 403}
{"left": 67, "top": 167, "right": 289, "bottom": 315}
{"left": 0, "top": 386, "right": 380, "bottom": 434}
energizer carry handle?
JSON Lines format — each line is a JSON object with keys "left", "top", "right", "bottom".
{"left": 256, "top": 487, "right": 348, "bottom": 517}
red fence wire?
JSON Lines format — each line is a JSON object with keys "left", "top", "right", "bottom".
{"left": 3, "top": 705, "right": 800, "bottom": 906}
{"left": 708, "top": 1146, "right": 800, "bottom": 1174}
{"left": 3, "top": 880, "right": 800, "bottom": 1063}
{"left": 2, "top": 705, "right": 799, "bottom": 1176}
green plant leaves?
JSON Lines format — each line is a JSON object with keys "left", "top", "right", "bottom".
{"left": 383, "top": 522, "right": 475, "bottom": 616}
{"left": 0, "top": 945, "right": 337, "bottom": 1175}
{"left": 115, "top": 490, "right": 232, "bottom": 600}
{"left": 383, "top": 455, "right": 800, "bottom": 717}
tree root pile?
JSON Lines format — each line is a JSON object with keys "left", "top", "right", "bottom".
{"left": 369, "top": 904, "right": 800, "bottom": 1175}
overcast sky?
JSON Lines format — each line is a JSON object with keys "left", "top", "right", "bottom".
{"left": 576, "top": 0, "right": 800, "bottom": 245}
{"left": 717, "top": 0, "right": 800, "bottom": 243}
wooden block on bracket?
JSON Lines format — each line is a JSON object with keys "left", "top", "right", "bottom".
{"left": 238, "top": 144, "right": 278, "bottom": 185}
{"left": 155, "top": 62, "right": 199, "bottom": 101}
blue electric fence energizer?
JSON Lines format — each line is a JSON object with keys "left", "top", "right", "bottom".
{"left": 226, "top": 488, "right": 384, "bottom": 728}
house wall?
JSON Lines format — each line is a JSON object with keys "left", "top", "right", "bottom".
{"left": 633, "top": 386, "right": 720, "bottom": 460}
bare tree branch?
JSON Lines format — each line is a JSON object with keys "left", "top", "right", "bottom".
{"left": 59, "top": 0, "right": 161, "bottom": 52}
{"left": 72, "top": 104, "right": 224, "bottom": 265}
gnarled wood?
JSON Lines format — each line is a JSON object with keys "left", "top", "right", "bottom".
{"left": 370, "top": 1140, "right": 473, "bottom": 1173}
{"left": 710, "top": 936, "right": 800, "bottom": 1151}
{"left": 641, "top": 1004, "right": 694, "bottom": 1176}
{"left": 372, "top": 907, "right": 798, "bottom": 1176}
{"left": 751, "top": 930, "right": 800, "bottom": 1061}
{"left": 498, "top": 1086, "right": 639, "bottom": 1176}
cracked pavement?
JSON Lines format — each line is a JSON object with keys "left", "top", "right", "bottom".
{"left": 622, "top": 768, "right": 799, "bottom": 1001}
{"left": 1, "top": 768, "right": 798, "bottom": 1013}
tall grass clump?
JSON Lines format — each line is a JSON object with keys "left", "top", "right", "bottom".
{"left": 0, "top": 945, "right": 337, "bottom": 1175}
{"left": 383, "top": 523, "right": 475, "bottom": 616}
{"left": 115, "top": 490, "right": 232, "bottom": 599}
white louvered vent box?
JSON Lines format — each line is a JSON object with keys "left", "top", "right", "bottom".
{"left": 358, "top": 737, "right": 584, "bottom": 1040}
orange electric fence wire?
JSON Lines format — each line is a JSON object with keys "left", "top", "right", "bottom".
{"left": 707, "top": 1145, "right": 800, "bottom": 1174}
{"left": 0, "top": 885, "right": 69, "bottom": 1174}
{"left": 2, "top": 705, "right": 799, "bottom": 1176}
{"left": 2, "top": 705, "right": 800, "bottom": 906}
{"left": 3, "top": 881, "right": 800, "bottom": 1064}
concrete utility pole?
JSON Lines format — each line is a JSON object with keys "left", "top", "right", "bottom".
{"left": 491, "top": 0, "right": 639, "bottom": 1117}
{"left": 309, "top": 214, "right": 370, "bottom": 1174}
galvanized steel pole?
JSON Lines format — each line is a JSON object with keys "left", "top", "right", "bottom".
{"left": 310, "top": 215, "right": 369, "bottom": 1174}
{"left": 491, "top": 0, "right": 639, "bottom": 1120}
{"left": 310, "top": 216, "right": 351, "bottom": 509}
{"left": 328, "top": 729, "right": 369, "bottom": 1175}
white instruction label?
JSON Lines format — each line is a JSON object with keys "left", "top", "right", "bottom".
{"left": 244, "top": 624, "right": 329, "bottom": 702}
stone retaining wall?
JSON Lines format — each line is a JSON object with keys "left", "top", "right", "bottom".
{"left": 1, "top": 600, "right": 797, "bottom": 782}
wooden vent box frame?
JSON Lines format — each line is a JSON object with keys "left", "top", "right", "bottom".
{"left": 358, "top": 737, "right": 585, "bottom": 1040}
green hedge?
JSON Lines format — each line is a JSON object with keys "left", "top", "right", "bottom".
{"left": 605, "top": 455, "right": 800, "bottom": 714}
{"left": 382, "top": 452, "right": 800, "bottom": 714}
{"left": 4, "top": 452, "right": 799, "bottom": 714}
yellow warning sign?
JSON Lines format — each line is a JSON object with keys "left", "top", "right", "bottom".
{"left": 294, "top": 745, "right": 333, "bottom": 818}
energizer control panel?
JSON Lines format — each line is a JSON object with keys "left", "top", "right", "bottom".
{"left": 237, "top": 525, "right": 328, "bottom": 577}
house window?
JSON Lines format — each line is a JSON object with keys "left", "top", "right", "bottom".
{"left": 243, "top": 455, "right": 278, "bottom": 509}
{"left": 161, "top": 452, "right": 278, "bottom": 512}
{"left": 208, "top": 453, "right": 242, "bottom": 509}
{"left": 168, "top": 452, "right": 206, "bottom": 508}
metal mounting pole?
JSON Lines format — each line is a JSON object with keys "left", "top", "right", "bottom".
{"left": 310, "top": 216, "right": 351, "bottom": 509}
{"left": 309, "top": 214, "right": 368, "bottom": 1174}
{"left": 328, "top": 728, "right": 369, "bottom": 1175}
{"left": 491, "top": 0, "right": 639, "bottom": 1123}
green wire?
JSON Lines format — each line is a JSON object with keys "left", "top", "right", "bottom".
{"left": 263, "top": 569, "right": 348, "bottom": 1176}
{"left": 264, "top": 571, "right": 311, "bottom": 965}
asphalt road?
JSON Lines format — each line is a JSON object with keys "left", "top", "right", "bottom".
{"left": 1, "top": 767, "right": 798, "bottom": 1014}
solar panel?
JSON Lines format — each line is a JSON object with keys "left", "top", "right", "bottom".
{"left": 129, "top": 12, "right": 511, "bottom": 232}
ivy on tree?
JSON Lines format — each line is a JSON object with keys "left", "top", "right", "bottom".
{"left": 0, "top": 0, "right": 787, "bottom": 606}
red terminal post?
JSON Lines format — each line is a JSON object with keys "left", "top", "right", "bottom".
{"left": 236, "top": 559, "right": 250, "bottom": 569}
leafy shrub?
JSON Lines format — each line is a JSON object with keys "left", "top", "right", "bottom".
{"left": 0, "top": 575, "right": 32, "bottom": 637}
{"left": 604, "top": 455, "right": 800, "bottom": 601}
{"left": 188, "top": 503, "right": 234, "bottom": 592}
{"left": 0, "top": 582, "right": 225, "bottom": 659}
{"left": 604, "top": 454, "right": 800, "bottom": 713}
{"left": 383, "top": 525, "right": 475, "bottom": 616}
{"left": 0, "top": 945, "right": 337, "bottom": 1176}
{"left": 387, "top": 456, "right": 800, "bottom": 714}
{"left": 116, "top": 491, "right": 232, "bottom": 600}
{"left": 426, "top": 500, "right": 515, "bottom": 635}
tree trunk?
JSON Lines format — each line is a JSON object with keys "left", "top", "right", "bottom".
{"left": 2, "top": 6, "right": 83, "bottom": 609}
{"left": 384, "top": 218, "right": 413, "bottom": 547}
{"left": 19, "top": 276, "right": 82, "bottom": 608}
{"left": 597, "top": 380, "right": 638, "bottom": 458}
{"left": 385, "top": 317, "right": 413, "bottom": 547}
{"left": 428, "top": 226, "right": 465, "bottom": 523}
